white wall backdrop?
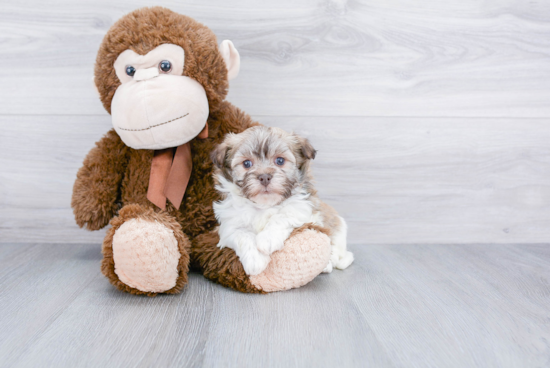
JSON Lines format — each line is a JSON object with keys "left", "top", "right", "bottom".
{"left": 1, "top": 0, "right": 549, "bottom": 244}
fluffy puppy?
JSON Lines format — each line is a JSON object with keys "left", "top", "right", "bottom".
{"left": 211, "top": 126, "right": 354, "bottom": 276}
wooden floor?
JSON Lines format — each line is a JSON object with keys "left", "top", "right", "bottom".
{"left": 0, "top": 243, "right": 549, "bottom": 368}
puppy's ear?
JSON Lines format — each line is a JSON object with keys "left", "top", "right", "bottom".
{"left": 298, "top": 136, "right": 317, "bottom": 160}
{"left": 211, "top": 141, "right": 230, "bottom": 169}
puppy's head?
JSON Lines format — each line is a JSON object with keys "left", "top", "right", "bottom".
{"left": 211, "top": 126, "right": 316, "bottom": 206}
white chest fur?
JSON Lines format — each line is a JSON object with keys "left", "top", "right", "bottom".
{"left": 213, "top": 176, "right": 322, "bottom": 240}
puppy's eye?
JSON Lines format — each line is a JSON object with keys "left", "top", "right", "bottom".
{"left": 159, "top": 60, "right": 172, "bottom": 73}
{"left": 243, "top": 160, "right": 252, "bottom": 168}
{"left": 276, "top": 157, "right": 285, "bottom": 166}
{"left": 126, "top": 66, "right": 136, "bottom": 77}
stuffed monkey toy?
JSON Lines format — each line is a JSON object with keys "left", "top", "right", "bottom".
{"left": 72, "top": 7, "right": 331, "bottom": 296}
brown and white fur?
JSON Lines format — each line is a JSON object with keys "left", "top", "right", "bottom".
{"left": 211, "top": 126, "right": 354, "bottom": 276}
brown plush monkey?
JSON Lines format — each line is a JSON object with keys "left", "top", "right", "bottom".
{"left": 72, "top": 7, "right": 331, "bottom": 296}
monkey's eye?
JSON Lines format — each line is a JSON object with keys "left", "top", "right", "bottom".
{"left": 159, "top": 60, "right": 172, "bottom": 73}
{"left": 276, "top": 157, "right": 285, "bottom": 166}
{"left": 125, "top": 66, "right": 136, "bottom": 77}
{"left": 243, "top": 160, "right": 252, "bottom": 169}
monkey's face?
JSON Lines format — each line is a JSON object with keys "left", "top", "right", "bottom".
{"left": 111, "top": 44, "right": 209, "bottom": 150}
{"left": 94, "top": 8, "right": 241, "bottom": 150}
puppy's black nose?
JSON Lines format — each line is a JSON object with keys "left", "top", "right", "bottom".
{"left": 258, "top": 173, "right": 272, "bottom": 187}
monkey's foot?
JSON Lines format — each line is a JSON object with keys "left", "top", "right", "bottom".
{"left": 249, "top": 224, "right": 331, "bottom": 292}
{"left": 101, "top": 204, "right": 190, "bottom": 296}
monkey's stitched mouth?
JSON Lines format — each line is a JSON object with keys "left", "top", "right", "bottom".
{"left": 118, "top": 113, "right": 189, "bottom": 131}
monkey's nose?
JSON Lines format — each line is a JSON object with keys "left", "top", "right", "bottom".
{"left": 258, "top": 174, "right": 272, "bottom": 187}
{"left": 134, "top": 67, "right": 160, "bottom": 81}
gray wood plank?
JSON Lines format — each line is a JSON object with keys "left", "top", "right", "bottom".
{"left": 351, "top": 244, "right": 550, "bottom": 367}
{"left": 0, "top": 244, "right": 215, "bottom": 368}
{"left": 203, "top": 244, "right": 550, "bottom": 368}
{"left": 0, "top": 0, "right": 549, "bottom": 117}
{"left": 2, "top": 115, "right": 549, "bottom": 244}
{"left": 0, "top": 115, "right": 112, "bottom": 243}
{"left": 201, "top": 263, "right": 393, "bottom": 368}
{"left": 0, "top": 243, "right": 102, "bottom": 367}
{"left": 0, "top": 243, "right": 549, "bottom": 367}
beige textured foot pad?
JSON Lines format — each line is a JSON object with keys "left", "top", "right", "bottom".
{"left": 249, "top": 229, "right": 331, "bottom": 292}
{"left": 112, "top": 218, "right": 181, "bottom": 293}
{"left": 102, "top": 204, "right": 190, "bottom": 296}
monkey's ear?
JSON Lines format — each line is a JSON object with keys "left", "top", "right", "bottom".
{"left": 211, "top": 141, "right": 230, "bottom": 169}
{"left": 219, "top": 40, "right": 240, "bottom": 80}
{"left": 299, "top": 137, "right": 317, "bottom": 160}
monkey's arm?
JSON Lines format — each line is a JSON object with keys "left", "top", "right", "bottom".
{"left": 72, "top": 129, "right": 129, "bottom": 230}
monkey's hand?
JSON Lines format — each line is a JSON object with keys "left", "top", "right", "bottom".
{"left": 72, "top": 129, "right": 129, "bottom": 231}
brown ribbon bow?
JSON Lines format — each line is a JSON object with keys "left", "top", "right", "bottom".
{"left": 147, "top": 123, "right": 208, "bottom": 210}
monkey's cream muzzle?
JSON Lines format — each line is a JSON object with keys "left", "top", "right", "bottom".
{"left": 111, "top": 73, "right": 208, "bottom": 149}
{"left": 111, "top": 44, "right": 209, "bottom": 150}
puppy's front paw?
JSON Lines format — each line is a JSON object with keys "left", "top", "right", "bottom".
{"left": 256, "top": 231, "right": 285, "bottom": 255}
{"left": 239, "top": 249, "right": 271, "bottom": 276}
